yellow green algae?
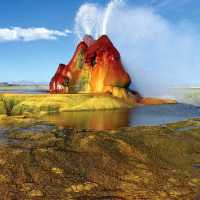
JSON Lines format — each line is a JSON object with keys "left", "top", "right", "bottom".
{"left": 0, "top": 94, "right": 133, "bottom": 116}
{"left": 0, "top": 116, "right": 199, "bottom": 199}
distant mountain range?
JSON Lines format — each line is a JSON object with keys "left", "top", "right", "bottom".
{"left": 0, "top": 81, "right": 48, "bottom": 86}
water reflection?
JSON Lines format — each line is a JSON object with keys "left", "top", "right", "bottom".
{"left": 42, "top": 109, "right": 131, "bottom": 130}
{"left": 42, "top": 104, "right": 200, "bottom": 130}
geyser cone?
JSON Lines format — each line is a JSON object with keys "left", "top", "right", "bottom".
{"left": 49, "top": 35, "right": 137, "bottom": 104}
{"left": 83, "top": 35, "right": 95, "bottom": 47}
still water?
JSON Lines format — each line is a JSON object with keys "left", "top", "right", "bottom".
{"left": 42, "top": 103, "right": 200, "bottom": 130}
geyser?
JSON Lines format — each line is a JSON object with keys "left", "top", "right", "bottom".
{"left": 83, "top": 35, "right": 95, "bottom": 47}
{"left": 50, "top": 34, "right": 138, "bottom": 103}
{"left": 74, "top": 0, "right": 200, "bottom": 98}
{"left": 75, "top": 0, "right": 122, "bottom": 39}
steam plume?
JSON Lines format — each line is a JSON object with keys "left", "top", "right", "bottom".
{"left": 75, "top": 3, "right": 102, "bottom": 39}
{"left": 75, "top": 0, "right": 122, "bottom": 39}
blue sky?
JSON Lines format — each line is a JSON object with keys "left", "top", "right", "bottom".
{"left": 0, "top": 0, "right": 200, "bottom": 84}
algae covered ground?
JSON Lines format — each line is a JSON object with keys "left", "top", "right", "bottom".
{"left": 0, "top": 116, "right": 199, "bottom": 200}
{"left": 0, "top": 94, "right": 133, "bottom": 116}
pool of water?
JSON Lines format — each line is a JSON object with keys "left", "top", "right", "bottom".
{"left": 42, "top": 103, "right": 200, "bottom": 130}
{"left": 0, "top": 128, "right": 9, "bottom": 143}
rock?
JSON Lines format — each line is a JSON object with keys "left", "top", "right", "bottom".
{"left": 158, "top": 191, "right": 167, "bottom": 198}
{"left": 20, "top": 183, "right": 34, "bottom": 192}
{"left": 65, "top": 182, "right": 97, "bottom": 193}
{"left": 83, "top": 35, "right": 95, "bottom": 47}
{"left": 139, "top": 97, "right": 177, "bottom": 105}
{"left": 168, "top": 177, "right": 177, "bottom": 184}
{"left": 29, "top": 189, "right": 43, "bottom": 197}
{"left": 51, "top": 167, "right": 64, "bottom": 174}
{"left": 169, "top": 190, "right": 182, "bottom": 197}
{"left": 0, "top": 174, "right": 8, "bottom": 183}
{"left": 0, "top": 159, "right": 6, "bottom": 165}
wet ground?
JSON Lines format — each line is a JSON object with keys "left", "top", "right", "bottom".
{"left": 0, "top": 117, "right": 199, "bottom": 199}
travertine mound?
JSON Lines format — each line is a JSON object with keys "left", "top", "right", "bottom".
{"left": 50, "top": 35, "right": 136, "bottom": 103}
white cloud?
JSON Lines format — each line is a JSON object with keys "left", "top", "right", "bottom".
{"left": 0, "top": 27, "right": 71, "bottom": 42}
{"left": 150, "top": 0, "right": 191, "bottom": 8}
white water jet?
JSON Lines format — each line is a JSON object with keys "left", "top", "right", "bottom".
{"left": 102, "top": 0, "right": 122, "bottom": 35}
{"left": 75, "top": 0, "right": 123, "bottom": 39}
{"left": 74, "top": 3, "right": 101, "bottom": 40}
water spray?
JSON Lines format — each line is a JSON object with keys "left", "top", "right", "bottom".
{"left": 75, "top": 0, "right": 123, "bottom": 39}
{"left": 102, "top": 0, "right": 123, "bottom": 35}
